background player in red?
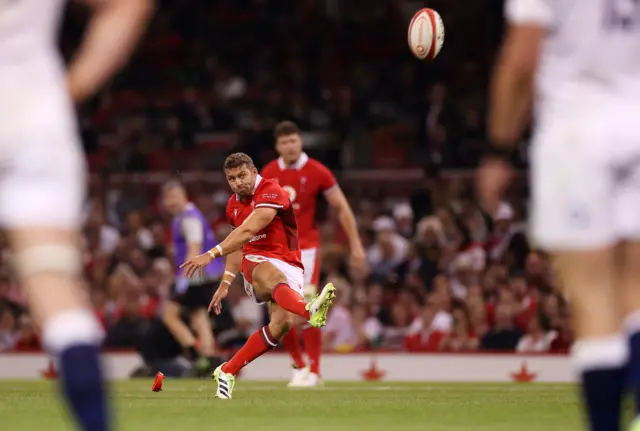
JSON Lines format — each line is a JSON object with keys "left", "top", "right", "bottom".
{"left": 180, "top": 153, "right": 336, "bottom": 399}
{"left": 262, "top": 121, "right": 368, "bottom": 387}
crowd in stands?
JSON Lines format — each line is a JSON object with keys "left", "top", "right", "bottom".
{"left": 0, "top": 0, "right": 572, "bottom": 355}
{"left": 0, "top": 174, "right": 573, "bottom": 354}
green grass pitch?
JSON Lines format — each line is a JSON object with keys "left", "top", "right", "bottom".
{"left": 0, "top": 380, "right": 598, "bottom": 430}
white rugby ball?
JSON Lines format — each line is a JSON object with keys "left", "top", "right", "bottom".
{"left": 408, "top": 8, "right": 445, "bottom": 61}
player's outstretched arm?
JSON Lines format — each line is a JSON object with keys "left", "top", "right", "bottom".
{"left": 325, "top": 186, "right": 367, "bottom": 271}
{"left": 480, "top": 2, "right": 546, "bottom": 212}
{"left": 68, "top": 0, "right": 154, "bottom": 102}
{"left": 488, "top": 21, "right": 542, "bottom": 147}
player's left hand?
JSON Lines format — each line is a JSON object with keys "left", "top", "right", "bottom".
{"left": 476, "top": 156, "right": 513, "bottom": 214}
{"left": 180, "top": 253, "right": 213, "bottom": 279}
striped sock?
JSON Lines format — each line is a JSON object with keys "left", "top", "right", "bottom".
{"left": 222, "top": 326, "right": 278, "bottom": 375}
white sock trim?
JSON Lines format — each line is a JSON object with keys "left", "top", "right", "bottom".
{"left": 625, "top": 310, "right": 640, "bottom": 334}
{"left": 572, "top": 335, "right": 628, "bottom": 373}
{"left": 42, "top": 309, "right": 104, "bottom": 353}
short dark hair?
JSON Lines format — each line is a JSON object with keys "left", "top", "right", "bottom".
{"left": 223, "top": 152, "right": 255, "bottom": 170}
{"left": 274, "top": 120, "right": 300, "bottom": 138}
{"left": 161, "top": 178, "right": 184, "bottom": 193}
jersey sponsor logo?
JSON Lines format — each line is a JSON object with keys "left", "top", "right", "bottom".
{"left": 245, "top": 254, "right": 268, "bottom": 263}
{"left": 283, "top": 185, "right": 297, "bottom": 203}
{"left": 248, "top": 234, "right": 267, "bottom": 243}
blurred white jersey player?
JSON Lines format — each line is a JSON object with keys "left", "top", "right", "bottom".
{"left": 479, "top": 0, "right": 640, "bottom": 430}
{"left": 0, "top": 0, "right": 150, "bottom": 430}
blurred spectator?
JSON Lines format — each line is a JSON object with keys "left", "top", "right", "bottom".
{"left": 480, "top": 302, "right": 522, "bottom": 351}
{"left": 516, "top": 314, "right": 557, "bottom": 353}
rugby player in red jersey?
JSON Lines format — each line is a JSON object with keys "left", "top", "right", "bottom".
{"left": 180, "top": 152, "right": 336, "bottom": 399}
{"left": 261, "top": 121, "right": 367, "bottom": 387}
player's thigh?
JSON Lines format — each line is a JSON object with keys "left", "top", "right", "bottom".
{"left": 530, "top": 126, "right": 615, "bottom": 251}
{"left": 0, "top": 129, "right": 87, "bottom": 320}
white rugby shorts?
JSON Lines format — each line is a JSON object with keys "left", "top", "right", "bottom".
{"left": 530, "top": 107, "right": 640, "bottom": 250}
{"left": 301, "top": 248, "right": 320, "bottom": 286}
{"left": 0, "top": 66, "right": 84, "bottom": 230}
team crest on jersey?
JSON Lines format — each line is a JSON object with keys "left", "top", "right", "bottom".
{"left": 300, "top": 177, "right": 307, "bottom": 192}
{"left": 283, "top": 185, "right": 297, "bottom": 202}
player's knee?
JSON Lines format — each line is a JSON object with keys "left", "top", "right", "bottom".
{"left": 12, "top": 243, "right": 81, "bottom": 279}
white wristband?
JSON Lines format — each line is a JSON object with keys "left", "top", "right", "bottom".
{"left": 224, "top": 270, "right": 236, "bottom": 279}
{"left": 208, "top": 245, "right": 223, "bottom": 259}
{"left": 221, "top": 279, "right": 232, "bottom": 286}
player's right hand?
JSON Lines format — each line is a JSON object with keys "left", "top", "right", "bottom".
{"left": 209, "top": 284, "right": 230, "bottom": 315}
{"left": 180, "top": 253, "right": 214, "bottom": 279}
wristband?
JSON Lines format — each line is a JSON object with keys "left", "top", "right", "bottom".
{"left": 208, "top": 245, "right": 224, "bottom": 259}
{"left": 221, "top": 279, "right": 232, "bottom": 286}
{"left": 224, "top": 270, "right": 236, "bottom": 279}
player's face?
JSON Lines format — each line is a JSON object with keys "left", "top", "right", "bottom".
{"left": 163, "top": 187, "right": 187, "bottom": 215}
{"left": 225, "top": 165, "right": 258, "bottom": 197}
{"left": 275, "top": 133, "right": 303, "bottom": 164}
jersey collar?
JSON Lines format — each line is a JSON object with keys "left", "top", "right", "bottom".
{"left": 277, "top": 152, "right": 309, "bottom": 171}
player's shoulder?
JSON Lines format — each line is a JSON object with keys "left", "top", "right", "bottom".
{"left": 303, "top": 157, "right": 333, "bottom": 175}
{"left": 257, "top": 177, "right": 284, "bottom": 193}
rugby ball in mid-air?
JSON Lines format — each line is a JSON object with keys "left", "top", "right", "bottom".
{"left": 408, "top": 8, "right": 445, "bottom": 61}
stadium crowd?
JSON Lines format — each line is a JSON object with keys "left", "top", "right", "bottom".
{"left": 0, "top": 0, "right": 572, "bottom": 357}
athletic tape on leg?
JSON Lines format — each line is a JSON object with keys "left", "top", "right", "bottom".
{"left": 13, "top": 244, "right": 81, "bottom": 278}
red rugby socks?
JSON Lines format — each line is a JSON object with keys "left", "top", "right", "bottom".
{"left": 222, "top": 326, "right": 278, "bottom": 375}
{"left": 281, "top": 327, "right": 306, "bottom": 369}
{"left": 302, "top": 326, "right": 322, "bottom": 375}
{"left": 272, "top": 283, "right": 310, "bottom": 320}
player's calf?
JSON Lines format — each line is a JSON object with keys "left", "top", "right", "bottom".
{"left": 11, "top": 233, "right": 109, "bottom": 431}
{"left": 555, "top": 249, "right": 627, "bottom": 431}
